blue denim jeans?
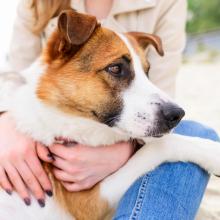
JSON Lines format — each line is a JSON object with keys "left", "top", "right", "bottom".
{"left": 113, "top": 120, "right": 220, "bottom": 220}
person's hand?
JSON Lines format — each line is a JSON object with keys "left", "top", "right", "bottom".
{"left": 0, "top": 113, "right": 53, "bottom": 207}
{"left": 49, "top": 141, "right": 134, "bottom": 191}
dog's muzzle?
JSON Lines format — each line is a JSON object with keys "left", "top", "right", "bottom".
{"left": 161, "top": 102, "right": 185, "bottom": 129}
{"left": 154, "top": 102, "right": 185, "bottom": 136}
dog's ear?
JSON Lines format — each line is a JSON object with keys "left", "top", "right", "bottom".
{"left": 58, "top": 9, "right": 98, "bottom": 46}
{"left": 45, "top": 9, "right": 99, "bottom": 63}
{"left": 127, "top": 32, "right": 164, "bottom": 56}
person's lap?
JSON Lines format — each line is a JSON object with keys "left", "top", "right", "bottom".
{"left": 113, "top": 120, "right": 220, "bottom": 220}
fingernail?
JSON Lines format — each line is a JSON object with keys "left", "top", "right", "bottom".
{"left": 5, "top": 189, "right": 12, "bottom": 195}
{"left": 47, "top": 152, "right": 55, "bottom": 160}
{"left": 38, "top": 199, "right": 45, "bottom": 208}
{"left": 45, "top": 190, "right": 53, "bottom": 197}
{"left": 24, "top": 198, "right": 31, "bottom": 206}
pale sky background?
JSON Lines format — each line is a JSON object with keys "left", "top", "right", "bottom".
{"left": 0, "top": 1, "right": 18, "bottom": 68}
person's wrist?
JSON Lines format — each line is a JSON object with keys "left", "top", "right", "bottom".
{"left": 120, "top": 141, "right": 135, "bottom": 159}
{"left": 107, "top": 141, "right": 135, "bottom": 172}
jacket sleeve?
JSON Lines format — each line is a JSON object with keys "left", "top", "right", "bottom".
{"left": 0, "top": 0, "right": 40, "bottom": 112}
{"left": 0, "top": 72, "right": 25, "bottom": 113}
{"left": 147, "top": 0, "right": 187, "bottom": 97}
{"left": 8, "top": 0, "right": 42, "bottom": 71}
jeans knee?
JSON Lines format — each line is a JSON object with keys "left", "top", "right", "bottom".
{"left": 204, "top": 126, "right": 220, "bottom": 142}
{"left": 174, "top": 120, "right": 220, "bottom": 142}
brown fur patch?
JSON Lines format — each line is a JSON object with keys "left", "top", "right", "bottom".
{"left": 44, "top": 164, "right": 113, "bottom": 220}
{"left": 127, "top": 32, "right": 164, "bottom": 56}
{"left": 37, "top": 27, "right": 133, "bottom": 125}
{"left": 126, "top": 32, "right": 165, "bottom": 77}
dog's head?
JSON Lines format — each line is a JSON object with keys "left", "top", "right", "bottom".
{"left": 37, "top": 9, "right": 185, "bottom": 138}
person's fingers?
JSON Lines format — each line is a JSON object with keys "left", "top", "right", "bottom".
{"left": 25, "top": 152, "right": 52, "bottom": 197}
{"left": 15, "top": 160, "right": 45, "bottom": 206}
{"left": 52, "top": 168, "right": 75, "bottom": 182}
{"left": 52, "top": 156, "right": 76, "bottom": 174}
{"left": 4, "top": 164, "right": 31, "bottom": 206}
{"left": 36, "top": 143, "right": 54, "bottom": 163}
{"left": 0, "top": 167, "right": 13, "bottom": 194}
{"left": 49, "top": 144, "right": 77, "bottom": 160}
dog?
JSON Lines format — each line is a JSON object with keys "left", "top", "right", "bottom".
{"left": 0, "top": 9, "right": 220, "bottom": 220}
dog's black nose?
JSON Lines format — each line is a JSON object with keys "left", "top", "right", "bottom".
{"left": 162, "top": 103, "right": 185, "bottom": 129}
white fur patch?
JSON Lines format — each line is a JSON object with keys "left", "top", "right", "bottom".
{"left": 0, "top": 58, "right": 45, "bottom": 112}
{"left": 114, "top": 33, "right": 172, "bottom": 138}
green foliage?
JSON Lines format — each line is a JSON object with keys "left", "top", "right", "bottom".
{"left": 187, "top": 0, "right": 220, "bottom": 33}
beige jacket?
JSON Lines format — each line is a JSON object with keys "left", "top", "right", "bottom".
{"left": 9, "top": 0, "right": 187, "bottom": 97}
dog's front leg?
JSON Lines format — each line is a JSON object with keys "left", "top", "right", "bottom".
{"left": 100, "top": 133, "right": 220, "bottom": 208}
{"left": 148, "top": 133, "right": 220, "bottom": 175}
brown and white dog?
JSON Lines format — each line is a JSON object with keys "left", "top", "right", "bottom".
{"left": 0, "top": 9, "right": 220, "bottom": 220}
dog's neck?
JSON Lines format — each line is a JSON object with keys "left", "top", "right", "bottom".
{"left": 9, "top": 60, "right": 129, "bottom": 146}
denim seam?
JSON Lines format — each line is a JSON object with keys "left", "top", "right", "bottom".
{"left": 128, "top": 177, "right": 191, "bottom": 220}
{"left": 129, "top": 175, "right": 150, "bottom": 220}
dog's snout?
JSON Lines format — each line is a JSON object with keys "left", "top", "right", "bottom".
{"left": 161, "top": 103, "right": 185, "bottom": 129}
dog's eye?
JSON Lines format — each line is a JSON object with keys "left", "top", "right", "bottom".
{"left": 106, "top": 64, "right": 122, "bottom": 76}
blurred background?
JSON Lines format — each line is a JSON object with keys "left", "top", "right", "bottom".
{"left": 178, "top": 2, "right": 220, "bottom": 218}
{"left": 0, "top": 1, "right": 17, "bottom": 69}
{"left": 0, "top": 0, "right": 220, "bottom": 219}
{"left": 185, "top": 0, "right": 220, "bottom": 62}
{"left": 177, "top": 0, "right": 220, "bottom": 134}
